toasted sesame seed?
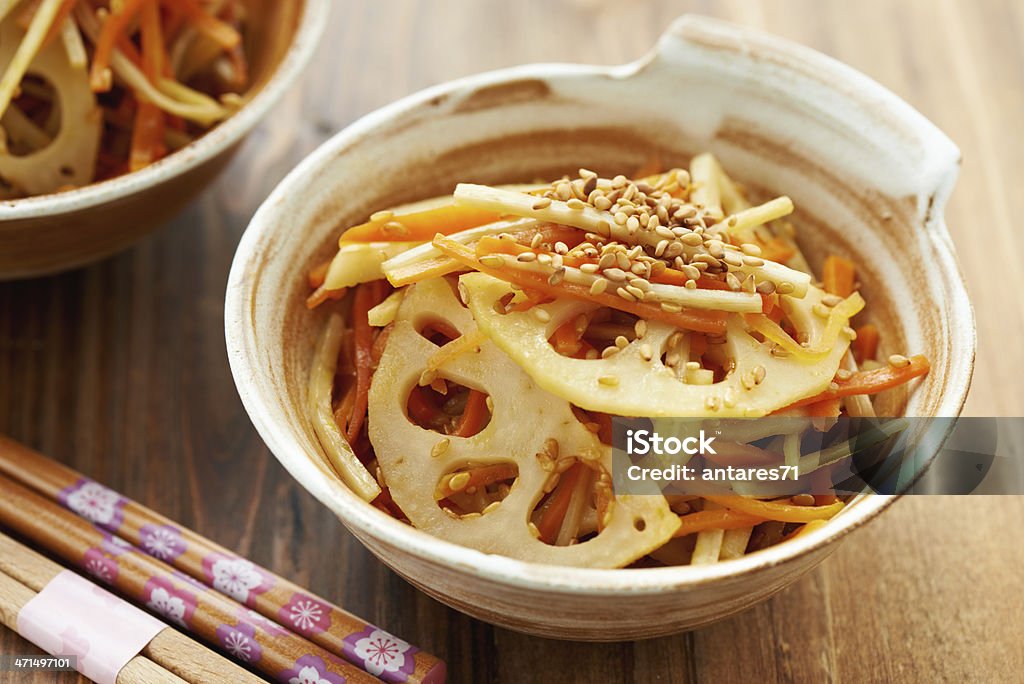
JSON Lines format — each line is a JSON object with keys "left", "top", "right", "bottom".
{"left": 448, "top": 472, "right": 471, "bottom": 492}
{"left": 626, "top": 216, "right": 641, "bottom": 233}
{"left": 821, "top": 294, "right": 843, "bottom": 307}
{"left": 654, "top": 239, "right": 669, "bottom": 257}
{"left": 742, "top": 256, "right": 765, "bottom": 267}
{"left": 626, "top": 285, "right": 645, "bottom": 299}
{"left": 600, "top": 346, "right": 619, "bottom": 359}
{"left": 482, "top": 501, "right": 501, "bottom": 515}
{"left": 634, "top": 320, "right": 648, "bottom": 338}
{"left": 590, "top": 278, "right": 609, "bottom": 295}
{"left": 752, "top": 364, "right": 766, "bottom": 385}
{"left": 792, "top": 494, "right": 815, "bottom": 506}
{"left": 742, "top": 275, "right": 756, "bottom": 293}
{"left": 371, "top": 210, "right": 395, "bottom": 222}
{"left": 603, "top": 267, "right": 627, "bottom": 282}
{"left": 532, "top": 197, "right": 552, "bottom": 210}
{"left": 639, "top": 343, "right": 654, "bottom": 361}
{"left": 537, "top": 253, "right": 552, "bottom": 265}
{"left": 813, "top": 303, "right": 831, "bottom": 318}
{"left": 725, "top": 273, "right": 742, "bottom": 291}
{"left": 567, "top": 198, "right": 587, "bottom": 210}
{"left": 548, "top": 269, "right": 565, "bottom": 286}
{"left": 843, "top": 326, "right": 858, "bottom": 340}
{"left": 431, "top": 438, "right": 451, "bottom": 458}
{"left": 684, "top": 279, "right": 697, "bottom": 289}
{"left": 661, "top": 302, "right": 683, "bottom": 313}
{"left": 776, "top": 282, "right": 795, "bottom": 295}
{"left": 382, "top": 221, "right": 409, "bottom": 237}
{"left": 580, "top": 262, "right": 599, "bottom": 274}
{"left": 740, "top": 243, "right": 762, "bottom": 257}
{"left": 530, "top": 233, "right": 543, "bottom": 248}
{"left": 836, "top": 369, "right": 853, "bottom": 380}
{"left": 614, "top": 211, "right": 629, "bottom": 226}
{"left": 556, "top": 183, "right": 572, "bottom": 201}
{"left": 616, "top": 287, "right": 637, "bottom": 302}
{"left": 756, "top": 281, "right": 777, "bottom": 295}
{"left": 598, "top": 374, "right": 620, "bottom": 387}
{"left": 722, "top": 253, "right": 743, "bottom": 268}
{"left": 631, "top": 278, "right": 651, "bottom": 292}
{"left": 479, "top": 254, "right": 505, "bottom": 267}
{"left": 888, "top": 354, "right": 911, "bottom": 368}
{"left": 517, "top": 252, "right": 537, "bottom": 262}
{"left": 533, "top": 308, "right": 551, "bottom": 322}
{"left": 630, "top": 263, "right": 647, "bottom": 276}
{"left": 615, "top": 335, "right": 629, "bottom": 349}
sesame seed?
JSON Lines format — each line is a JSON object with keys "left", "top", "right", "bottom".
{"left": 792, "top": 494, "right": 815, "bottom": 506}
{"left": 614, "top": 212, "right": 628, "bottom": 226}
{"left": 586, "top": 349, "right": 599, "bottom": 360}
{"left": 600, "top": 346, "right": 619, "bottom": 359}
{"left": 598, "top": 375, "right": 620, "bottom": 387}
{"left": 532, "top": 197, "right": 552, "bottom": 210}
{"left": 533, "top": 308, "right": 551, "bottom": 322}
{"left": 654, "top": 240, "right": 669, "bottom": 257}
{"left": 528, "top": 522, "right": 542, "bottom": 538}
{"left": 740, "top": 243, "right": 762, "bottom": 256}
{"left": 726, "top": 273, "right": 742, "bottom": 291}
{"left": 482, "top": 501, "right": 501, "bottom": 515}
{"left": 614, "top": 335, "right": 629, "bottom": 349}
{"left": 548, "top": 269, "right": 565, "bottom": 286}
{"left": 603, "top": 267, "right": 627, "bottom": 282}
{"left": 616, "top": 287, "right": 637, "bottom": 302}
{"left": 829, "top": 381, "right": 840, "bottom": 391}
{"left": 626, "top": 285, "right": 645, "bottom": 299}
{"left": 448, "top": 472, "right": 471, "bottom": 492}
{"left": 594, "top": 195, "right": 612, "bottom": 211}
{"left": 590, "top": 278, "right": 609, "bottom": 295}
{"left": 431, "top": 438, "right": 450, "bottom": 458}
{"left": 634, "top": 320, "right": 648, "bottom": 338}
{"left": 888, "top": 354, "right": 911, "bottom": 368}
{"left": 685, "top": 279, "right": 697, "bottom": 289}
{"left": 756, "top": 281, "right": 777, "bottom": 295}
{"left": 836, "top": 369, "right": 853, "bottom": 380}
{"left": 822, "top": 294, "right": 843, "bottom": 307}
{"left": 813, "top": 303, "right": 831, "bottom": 318}
{"left": 530, "top": 233, "right": 543, "bottom": 248}
{"left": 640, "top": 343, "right": 653, "bottom": 361}
{"left": 517, "top": 252, "right": 537, "bottom": 262}
{"left": 722, "top": 253, "right": 743, "bottom": 268}
{"left": 567, "top": 198, "right": 587, "bottom": 210}
{"left": 631, "top": 278, "right": 651, "bottom": 292}
{"left": 580, "top": 262, "right": 599, "bottom": 274}
{"left": 486, "top": 395, "right": 494, "bottom": 412}
{"left": 630, "top": 262, "right": 647, "bottom": 276}
{"left": 370, "top": 210, "right": 395, "bottom": 222}
{"left": 742, "top": 256, "right": 765, "bottom": 267}
{"left": 776, "top": 282, "right": 795, "bottom": 295}
{"left": 843, "top": 326, "right": 858, "bottom": 340}
{"left": 752, "top": 365, "right": 766, "bottom": 385}
{"left": 479, "top": 254, "right": 505, "bottom": 267}
{"left": 537, "top": 253, "right": 552, "bottom": 265}
{"left": 661, "top": 302, "right": 683, "bottom": 313}
{"left": 382, "top": 221, "right": 409, "bottom": 237}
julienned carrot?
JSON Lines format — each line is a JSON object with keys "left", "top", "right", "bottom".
{"left": 176, "top": 0, "right": 242, "bottom": 48}
{"left": 823, "top": 255, "right": 856, "bottom": 297}
{"left": 705, "top": 495, "right": 844, "bottom": 523}
{"left": 672, "top": 508, "right": 766, "bottom": 538}
{"left": 129, "top": 0, "right": 167, "bottom": 171}
{"left": 536, "top": 462, "right": 585, "bottom": 544}
{"left": 341, "top": 205, "right": 501, "bottom": 243}
{"left": 550, "top": 320, "right": 583, "bottom": 356}
{"left": 805, "top": 397, "right": 842, "bottom": 418}
{"left": 436, "top": 235, "right": 728, "bottom": 334}
{"left": 347, "top": 282, "right": 384, "bottom": 442}
{"left": 90, "top": 0, "right": 146, "bottom": 91}
{"left": 308, "top": 259, "right": 332, "bottom": 289}
{"left": 782, "top": 354, "right": 930, "bottom": 410}
{"left": 406, "top": 386, "right": 439, "bottom": 425}
{"left": 758, "top": 237, "right": 796, "bottom": 263}
{"left": 784, "top": 519, "right": 829, "bottom": 542}
{"left": 438, "top": 464, "right": 517, "bottom": 498}
{"left": 453, "top": 390, "right": 489, "bottom": 437}
{"left": 853, "top": 323, "right": 880, "bottom": 363}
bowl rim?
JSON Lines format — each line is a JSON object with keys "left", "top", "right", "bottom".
{"left": 226, "top": 15, "right": 974, "bottom": 596}
{"left": 0, "top": 0, "right": 330, "bottom": 220}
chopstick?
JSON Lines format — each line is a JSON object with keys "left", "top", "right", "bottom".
{"left": 0, "top": 555, "right": 187, "bottom": 684}
{"left": 0, "top": 531, "right": 258, "bottom": 684}
{"left": 0, "top": 473, "right": 380, "bottom": 684}
{"left": 0, "top": 434, "right": 446, "bottom": 684}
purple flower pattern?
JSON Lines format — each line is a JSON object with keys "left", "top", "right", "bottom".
{"left": 279, "top": 592, "right": 331, "bottom": 636}
{"left": 143, "top": 576, "right": 197, "bottom": 628}
{"left": 60, "top": 479, "right": 126, "bottom": 528}
{"left": 82, "top": 548, "right": 118, "bottom": 585}
{"left": 202, "top": 552, "right": 273, "bottom": 606}
{"left": 215, "top": 621, "right": 263, "bottom": 664}
{"left": 343, "top": 625, "right": 417, "bottom": 680}
{"left": 279, "top": 655, "right": 347, "bottom": 684}
{"left": 139, "top": 524, "right": 186, "bottom": 561}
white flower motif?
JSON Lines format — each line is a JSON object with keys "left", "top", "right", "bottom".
{"left": 66, "top": 482, "right": 120, "bottom": 524}
{"left": 143, "top": 528, "right": 180, "bottom": 559}
{"left": 224, "top": 632, "right": 252, "bottom": 661}
{"left": 353, "top": 629, "right": 410, "bottom": 676}
{"left": 147, "top": 587, "right": 186, "bottom": 626}
{"left": 211, "top": 558, "right": 263, "bottom": 602}
{"left": 289, "top": 600, "right": 323, "bottom": 631}
{"left": 289, "top": 665, "right": 331, "bottom": 684}
{"left": 85, "top": 558, "right": 112, "bottom": 583}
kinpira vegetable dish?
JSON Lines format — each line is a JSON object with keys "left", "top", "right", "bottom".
{"left": 0, "top": 0, "right": 247, "bottom": 198}
{"left": 306, "top": 155, "right": 930, "bottom": 568}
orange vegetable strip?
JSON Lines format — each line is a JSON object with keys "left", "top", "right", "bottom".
{"left": 346, "top": 283, "right": 377, "bottom": 442}
{"left": 340, "top": 205, "right": 501, "bottom": 243}
{"left": 806, "top": 397, "right": 842, "bottom": 418}
{"left": 782, "top": 354, "right": 930, "bottom": 410}
{"left": 550, "top": 320, "right": 583, "bottom": 356}
{"left": 90, "top": 0, "right": 145, "bottom": 91}
{"left": 438, "top": 236, "right": 727, "bottom": 334}
{"left": 129, "top": 0, "right": 168, "bottom": 171}
{"left": 406, "top": 386, "right": 440, "bottom": 425}
{"left": 853, "top": 323, "right": 880, "bottom": 363}
{"left": 439, "top": 464, "right": 517, "bottom": 498}
{"left": 536, "top": 463, "right": 585, "bottom": 544}
{"left": 822, "top": 255, "right": 856, "bottom": 297}
{"left": 784, "top": 519, "right": 830, "bottom": 542}
{"left": 308, "top": 259, "right": 331, "bottom": 289}
{"left": 672, "top": 508, "right": 766, "bottom": 538}
{"left": 176, "top": 0, "right": 242, "bottom": 48}
{"left": 758, "top": 237, "right": 796, "bottom": 263}
{"left": 705, "top": 495, "right": 844, "bottom": 523}
{"left": 453, "top": 390, "right": 489, "bottom": 438}
{"left": 305, "top": 285, "right": 346, "bottom": 310}
{"left": 42, "top": 0, "right": 78, "bottom": 45}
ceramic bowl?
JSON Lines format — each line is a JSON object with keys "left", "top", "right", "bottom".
{"left": 0, "top": 0, "right": 329, "bottom": 280}
{"left": 225, "top": 15, "right": 974, "bottom": 640}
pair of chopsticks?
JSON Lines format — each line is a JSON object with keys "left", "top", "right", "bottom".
{"left": 0, "top": 533, "right": 255, "bottom": 683}
{"left": 0, "top": 435, "right": 446, "bottom": 684}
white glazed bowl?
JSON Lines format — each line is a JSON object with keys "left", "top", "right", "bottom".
{"left": 226, "top": 15, "right": 974, "bottom": 640}
{"left": 0, "top": 0, "right": 329, "bottom": 279}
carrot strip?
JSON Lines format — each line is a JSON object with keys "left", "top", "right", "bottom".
{"left": 176, "top": 0, "right": 242, "bottom": 48}
{"left": 805, "top": 397, "right": 842, "bottom": 418}
{"left": 783, "top": 519, "right": 829, "bottom": 541}
{"left": 781, "top": 354, "right": 930, "bottom": 410}
{"left": 436, "top": 235, "right": 727, "bottom": 334}
{"left": 305, "top": 285, "right": 346, "bottom": 310}
{"left": 822, "top": 255, "right": 856, "bottom": 297}
{"left": 536, "top": 462, "right": 585, "bottom": 544}
{"left": 406, "top": 386, "right": 440, "bottom": 425}
{"left": 438, "top": 464, "right": 517, "bottom": 498}
{"left": 346, "top": 283, "right": 378, "bottom": 442}
{"left": 705, "top": 495, "right": 844, "bottom": 523}
{"left": 758, "top": 237, "right": 796, "bottom": 263}
{"left": 550, "top": 319, "right": 583, "bottom": 356}
{"left": 307, "top": 259, "right": 332, "bottom": 289}
{"left": 453, "top": 390, "right": 489, "bottom": 437}
{"left": 90, "top": 0, "right": 146, "bottom": 92}
{"left": 852, "top": 323, "right": 880, "bottom": 363}
{"left": 340, "top": 205, "right": 501, "bottom": 243}
{"left": 672, "top": 508, "right": 766, "bottom": 538}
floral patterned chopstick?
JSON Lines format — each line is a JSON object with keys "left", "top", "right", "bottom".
{"left": 0, "top": 473, "right": 382, "bottom": 684}
{"left": 0, "top": 435, "right": 446, "bottom": 684}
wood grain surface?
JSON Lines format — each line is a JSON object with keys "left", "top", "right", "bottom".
{"left": 2, "top": 1, "right": 1023, "bottom": 682}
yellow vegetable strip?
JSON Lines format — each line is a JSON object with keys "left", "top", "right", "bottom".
{"left": 689, "top": 153, "right": 724, "bottom": 222}
{"left": 308, "top": 314, "right": 381, "bottom": 502}
{"left": 705, "top": 495, "right": 844, "bottom": 523}
{"left": 0, "top": 0, "right": 64, "bottom": 118}
{"left": 746, "top": 292, "right": 865, "bottom": 359}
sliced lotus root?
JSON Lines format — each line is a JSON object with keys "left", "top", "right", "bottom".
{"left": 0, "top": 18, "right": 101, "bottom": 195}
{"left": 460, "top": 273, "right": 855, "bottom": 418}
{"left": 368, "top": 277, "right": 680, "bottom": 567}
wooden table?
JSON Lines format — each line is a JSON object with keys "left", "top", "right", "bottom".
{"left": 3, "top": 1, "right": 1023, "bottom": 681}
